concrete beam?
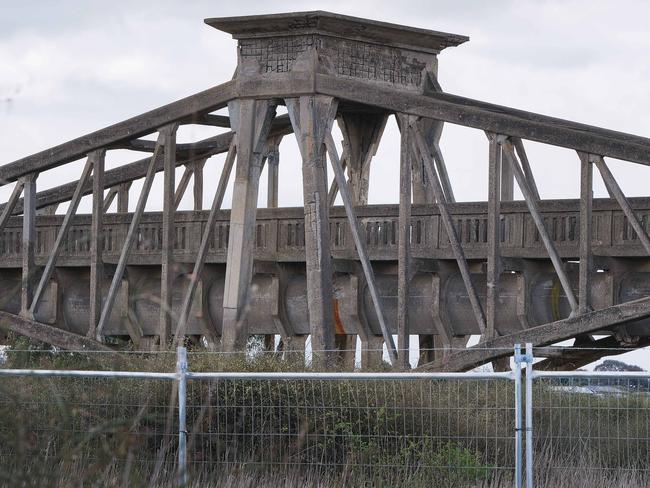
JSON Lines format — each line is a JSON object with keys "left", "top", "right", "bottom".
{"left": 418, "top": 295, "right": 650, "bottom": 372}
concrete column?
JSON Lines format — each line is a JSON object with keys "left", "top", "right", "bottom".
{"left": 117, "top": 182, "right": 131, "bottom": 213}
{"left": 286, "top": 95, "right": 338, "bottom": 360}
{"left": 20, "top": 174, "right": 37, "bottom": 317}
{"left": 221, "top": 99, "right": 277, "bottom": 351}
{"left": 264, "top": 139, "right": 281, "bottom": 352}
{"left": 159, "top": 124, "right": 178, "bottom": 348}
{"left": 486, "top": 134, "right": 502, "bottom": 341}
{"left": 193, "top": 159, "right": 204, "bottom": 211}
{"left": 266, "top": 139, "right": 280, "bottom": 208}
{"left": 89, "top": 150, "right": 106, "bottom": 339}
{"left": 397, "top": 113, "right": 412, "bottom": 370}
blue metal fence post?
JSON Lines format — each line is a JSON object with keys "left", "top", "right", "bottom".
{"left": 513, "top": 344, "right": 523, "bottom": 488}
{"left": 176, "top": 346, "right": 188, "bottom": 486}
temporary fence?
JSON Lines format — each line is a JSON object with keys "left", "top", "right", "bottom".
{"left": 0, "top": 345, "right": 649, "bottom": 487}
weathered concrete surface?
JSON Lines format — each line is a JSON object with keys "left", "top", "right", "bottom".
{"left": 5, "top": 11, "right": 650, "bottom": 370}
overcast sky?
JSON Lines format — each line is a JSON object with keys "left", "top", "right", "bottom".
{"left": 3, "top": 0, "right": 650, "bottom": 368}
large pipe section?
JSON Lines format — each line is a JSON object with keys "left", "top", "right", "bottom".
{"left": 2, "top": 261, "right": 650, "bottom": 341}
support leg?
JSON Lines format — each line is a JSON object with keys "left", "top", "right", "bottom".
{"left": 578, "top": 152, "right": 593, "bottom": 314}
{"left": 485, "top": 133, "right": 502, "bottom": 341}
{"left": 264, "top": 139, "right": 281, "bottom": 351}
{"left": 397, "top": 114, "right": 413, "bottom": 370}
{"left": 221, "top": 99, "right": 277, "bottom": 351}
{"left": 160, "top": 124, "right": 178, "bottom": 348}
{"left": 20, "top": 174, "right": 37, "bottom": 318}
{"left": 193, "top": 160, "right": 204, "bottom": 211}
{"left": 89, "top": 150, "right": 106, "bottom": 338}
{"left": 286, "top": 95, "right": 338, "bottom": 360}
{"left": 486, "top": 134, "right": 510, "bottom": 371}
{"left": 266, "top": 140, "right": 280, "bottom": 209}
{"left": 117, "top": 182, "right": 131, "bottom": 213}
{"left": 360, "top": 336, "right": 384, "bottom": 370}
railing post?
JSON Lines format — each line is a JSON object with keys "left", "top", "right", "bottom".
{"left": 176, "top": 346, "right": 188, "bottom": 486}
{"left": 513, "top": 344, "right": 523, "bottom": 488}
{"left": 525, "top": 342, "right": 534, "bottom": 488}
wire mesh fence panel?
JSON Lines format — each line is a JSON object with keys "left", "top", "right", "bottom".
{"left": 185, "top": 377, "right": 516, "bottom": 486}
{"left": 532, "top": 375, "right": 650, "bottom": 486}
{"left": 0, "top": 375, "right": 177, "bottom": 487}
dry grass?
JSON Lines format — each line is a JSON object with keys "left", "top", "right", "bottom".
{"left": 6, "top": 455, "right": 648, "bottom": 488}
{"left": 1, "top": 339, "right": 649, "bottom": 487}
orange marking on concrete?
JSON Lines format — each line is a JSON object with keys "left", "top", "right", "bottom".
{"left": 333, "top": 299, "right": 346, "bottom": 335}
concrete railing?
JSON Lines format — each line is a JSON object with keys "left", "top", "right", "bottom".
{"left": 2, "top": 198, "right": 650, "bottom": 267}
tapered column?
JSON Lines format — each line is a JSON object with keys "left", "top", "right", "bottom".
{"left": 193, "top": 160, "right": 204, "bottom": 211}
{"left": 286, "top": 95, "right": 338, "bottom": 358}
{"left": 500, "top": 152, "right": 514, "bottom": 201}
{"left": 397, "top": 114, "right": 413, "bottom": 370}
{"left": 20, "top": 174, "right": 37, "bottom": 317}
{"left": 264, "top": 138, "right": 281, "bottom": 352}
{"left": 486, "top": 134, "right": 502, "bottom": 340}
{"left": 117, "top": 182, "right": 130, "bottom": 213}
{"left": 578, "top": 152, "right": 593, "bottom": 314}
{"left": 221, "top": 99, "right": 277, "bottom": 351}
{"left": 89, "top": 150, "right": 106, "bottom": 338}
{"left": 266, "top": 139, "right": 280, "bottom": 208}
{"left": 159, "top": 124, "right": 178, "bottom": 348}
{"left": 411, "top": 150, "right": 434, "bottom": 206}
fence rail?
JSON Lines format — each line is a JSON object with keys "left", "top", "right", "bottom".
{"left": 1, "top": 346, "right": 650, "bottom": 487}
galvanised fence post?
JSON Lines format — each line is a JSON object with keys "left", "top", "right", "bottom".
{"left": 513, "top": 344, "right": 523, "bottom": 488}
{"left": 176, "top": 346, "right": 189, "bottom": 486}
{"left": 525, "top": 342, "right": 534, "bottom": 488}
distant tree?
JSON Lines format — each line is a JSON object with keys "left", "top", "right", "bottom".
{"left": 595, "top": 359, "right": 644, "bottom": 372}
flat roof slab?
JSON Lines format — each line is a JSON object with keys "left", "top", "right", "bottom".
{"left": 205, "top": 11, "right": 468, "bottom": 54}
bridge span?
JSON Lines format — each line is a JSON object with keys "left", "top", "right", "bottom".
{"left": 3, "top": 11, "right": 650, "bottom": 371}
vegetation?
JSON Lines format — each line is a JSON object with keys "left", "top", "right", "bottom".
{"left": 1, "top": 336, "right": 649, "bottom": 487}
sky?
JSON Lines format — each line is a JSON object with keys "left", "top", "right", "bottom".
{"left": 2, "top": 0, "right": 650, "bottom": 368}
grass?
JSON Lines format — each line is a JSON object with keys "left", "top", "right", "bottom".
{"left": 1, "top": 336, "right": 650, "bottom": 487}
